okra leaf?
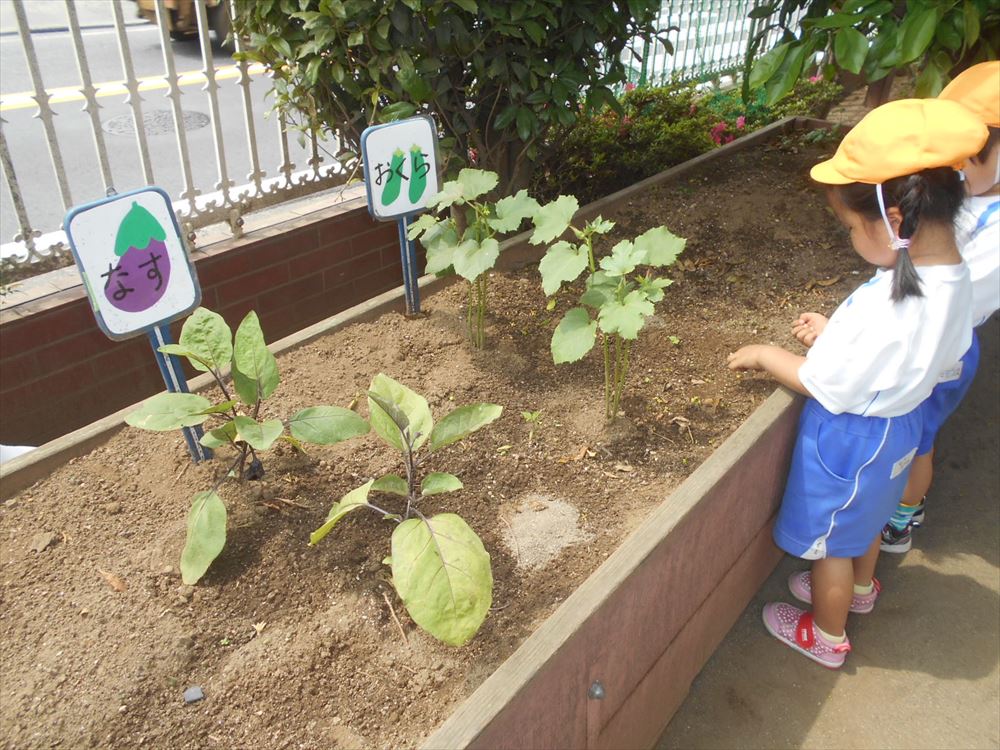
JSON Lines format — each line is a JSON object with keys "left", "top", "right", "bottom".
{"left": 598, "top": 290, "right": 655, "bottom": 340}
{"left": 126, "top": 392, "right": 212, "bottom": 431}
{"left": 288, "top": 406, "right": 370, "bottom": 445}
{"left": 310, "top": 480, "right": 374, "bottom": 545}
{"left": 587, "top": 216, "right": 616, "bottom": 235}
{"left": 424, "top": 241, "right": 459, "bottom": 276}
{"left": 600, "top": 240, "right": 644, "bottom": 277}
{"left": 580, "top": 271, "right": 618, "bottom": 308}
{"left": 406, "top": 213, "right": 440, "bottom": 241}
{"left": 368, "top": 373, "right": 433, "bottom": 452}
{"left": 391, "top": 513, "right": 492, "bottom": 646}
{"left": 452, "top": 237, "right": 500, "bottom": 282}
{"left": 488, "top": 189, "right": 540, "bottom": 233}
{"left": 456, "top": 168, "right": 498, "bottom": 202}
{"left": 426, "top": 179, "right": 466, "bottom": 209}
{"left": 180, "top": 491, "right": 227, "bottom": 585}
{"left": 232, "top": 312, "right": 279, "bottom": 402}
{"left": 233, "top": 416, "right": 284, "bottom": 451}
{"left": 429, "top": 403, "right": 503, "bottom": 452}
{"left": 200, "top": 420, "right": 237, "bottom": 449}
{"left": 178, "top": 307, "right": 233, "bottom": 373}
{"left": 539, "top": 240, "right": 589, "bottom": 296}
{"left": 633, "top": 226, "right": 686, "bottom": 268}
{"left": 372, "top": 474, "right": 409, "bottom": 496}
{"left": 637, "top": 276, "right": 673, "bottom": 303}
{"left": 420, "top": 472, "right": 464, "bottom": 496}
{"left": 551, "top": 307, "right": 597, "bottom": 363}
{"left": 530, "top": 195, "right": 579, "bottom": 245}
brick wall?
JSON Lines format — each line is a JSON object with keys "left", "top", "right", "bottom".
{"left": 0, "top": 197, "right": 417, "bottom": 446}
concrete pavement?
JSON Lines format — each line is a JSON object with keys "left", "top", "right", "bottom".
{"left": 658, "top": 315, "right": 1000, "bottom": 749}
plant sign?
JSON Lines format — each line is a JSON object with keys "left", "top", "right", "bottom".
{"left": 64, "top": 186, "right": 207, "bottom": 462}
{"left": 360, "top": 115, "right": 440, "bottom": 315}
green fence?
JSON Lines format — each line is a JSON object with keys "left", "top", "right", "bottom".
{"left": 627, "top": 1, "right": 797, "bottom": 87}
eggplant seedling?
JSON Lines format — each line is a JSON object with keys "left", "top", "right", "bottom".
{"left": 126, "top": 307, "right": 370, "bottom": 585}
{"left": 310, "top": 374, "right": 502, "bottom": 646}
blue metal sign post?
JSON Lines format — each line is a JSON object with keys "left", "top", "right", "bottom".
{"left": 147, "top": 325, "right": 212, "bottom": 463}
{"left": 360, "top": 115, "right": 441, "bottom": 317}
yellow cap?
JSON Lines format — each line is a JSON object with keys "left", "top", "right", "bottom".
{"left": 938, "top": 61, "right": 1000, "bottom": 127}
{"left": 810, "top": 98, "right": 989, "bottom": 185}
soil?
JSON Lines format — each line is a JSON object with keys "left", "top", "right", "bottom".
{"left": 0, "top": 140, "right": 869, "bottom": 750}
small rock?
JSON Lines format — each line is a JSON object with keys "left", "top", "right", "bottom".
{"left": 118, "top": 705, "right": 127, "bottom": 714}
{"left": 160, "top": 566, "right": 176, "bottom": 577}
{"left": 29, "top": 532, "right": 58, "bottom": 553}
{"left": 104, "top": 502, "right": 122, "bottom": 515}
{"left": 177, "top": 585, "right": 194, "bottom": 600}
{"left": 183, "top": 686, "right": 204, "bottom": 704}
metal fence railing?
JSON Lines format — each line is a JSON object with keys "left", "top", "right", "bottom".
{"left": 1, "top": 1, "right": 786, "bottom": 278}
{"left": 627, "top": 1, "right": 799, "bottom": 87}
{"left": 0, "top": 0, "right": 347, "bottom": 273}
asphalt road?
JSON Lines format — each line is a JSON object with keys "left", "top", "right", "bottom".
{"left": 0, "top": 0, "right": 339, "bottom": 252}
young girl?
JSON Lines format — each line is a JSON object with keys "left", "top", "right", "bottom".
{"left": 880, "top": 61, "right": 1000, "bottom": 552}
{"left": 727, "top": 98, "right": 987, "bottom": 668}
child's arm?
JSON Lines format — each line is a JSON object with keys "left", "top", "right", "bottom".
{"left": 791, "top": 312, "right": 828, "bottom": 347}
{"left": 727, "top": 345, "right": 812, "bottom": 397}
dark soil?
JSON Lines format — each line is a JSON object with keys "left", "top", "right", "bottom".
{"left": 0, "top": 140, "right": 868, "bottom": 750}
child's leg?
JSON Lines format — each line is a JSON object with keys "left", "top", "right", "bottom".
{"left": 811, "top": 556, "right": 854, "bottom": 637}
{"left": 900, "top": 449, "right": 933, "bottom": 508}
{"left": 852, "top": 533, "right": 881, "bottom": 587}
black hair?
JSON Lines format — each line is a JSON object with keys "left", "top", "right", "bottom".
{"left": 971, "top": 126, "right": 999, "bottom": 164}
{"left": 831, "top": 167, "right": 965, "bottom": 302}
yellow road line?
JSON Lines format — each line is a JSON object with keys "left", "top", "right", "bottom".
{"left": 0, "top": 62, "right": 268, "bottom": 112}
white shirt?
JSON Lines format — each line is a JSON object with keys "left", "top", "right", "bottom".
{"left": 799, "top": 263, "right": 972, "bottom": 418}
{"left": 955, "top": 195, "right": 1000, "bottom": 326}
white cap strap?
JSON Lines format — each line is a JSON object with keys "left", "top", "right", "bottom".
{"left": 875, "top": 183, "right": 910, "bottom": 250}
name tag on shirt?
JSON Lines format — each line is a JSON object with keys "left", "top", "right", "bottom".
{"left": 938, "top": 362, "right": 963, "bottom": 383}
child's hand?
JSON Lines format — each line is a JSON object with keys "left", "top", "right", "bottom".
{"left": 727, "top": 345, "right": 767, "bottom": 371}
{"left": 791, "top": 312, "right": 828, "bottom": 347}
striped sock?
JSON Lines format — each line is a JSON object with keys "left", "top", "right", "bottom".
{"left": 888, "top": 501, "right": 919, "bottom": 532}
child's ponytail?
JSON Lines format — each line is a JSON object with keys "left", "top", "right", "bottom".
{"left": 833, "top": 167, "right": 964, "bottom": 302}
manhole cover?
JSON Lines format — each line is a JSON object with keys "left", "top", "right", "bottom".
{"left": 103, "top": 109, "right": 210, "bottom": 136}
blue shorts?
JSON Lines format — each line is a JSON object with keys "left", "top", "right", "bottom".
{"left": 773, "top": 400, "right": 922, "bottom": 560}
{"left": 917, "top": 332, "right": 980, "bottom": 455}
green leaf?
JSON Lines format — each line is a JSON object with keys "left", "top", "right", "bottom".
{"left": 126, "top": 392, "right": 212, "bottom": 431}
{"left": 637, "top": 276, "right": 673, "bottom": 303}
{"left": 195, "top": 400, "right": 238, "bottom": 416}
{"left": 391, "top": 513, "right": 492, "bottom": 646}
{"left": 232, "top": 312, "right": 279, "bottom": 404}
{"left": 372, "top": 474, "right": 409, "bottom": 496}
{"left": 310, "top": 480, "right": 374, "bottom": 545}
{"left": 156, "top": 344, "right": 213, "bottom": 373}
{"left": 379, "top": 101, "right": 419, "bottom": 122}
{"left": 551, "top": 307, "right": 597, "bottom": 363}
{"left": 599, "top": 240, "right": 644, "bottom": 277}
{"left": 347, "top": 29, "right": 364, "bottom": 47}
{"left": 515, "top": 107, "right": 534, "bottom": 142}
{"left": 180, "top": 491, "right": 227, "bottom": 585}
{"left": 488, "top": 189, "right": 540, "bottom": 233}
{"left": 580, "top": 271, "right": 618, "bottom": 308}
{"left": 749, "top": 42, "right": 789, "bottom": 89}
{"left": 598, "top": 290, "right": 655, "bottom": 340}
{"left": 898, "top": 6, "right": 939, "bottom": 64}
{"left": 426, "top": 179, "right": 467, "bottom": 209}
{"left": 456, "top": 169, "right": 498, "bottom": 202}
{"left": 964, "top": 1, "right": 980, "bottom": 49}
{"left": 764, "top": 43, "right": 807, "bottom": 105}
{"left": 368, "top": 373, "right": 433, "bottom": 452}
{"left": 231, "top": 367, "right": 258, "bottom": 407}
{"left": 835, "top": 27, "right": 869, "bottom": 74}
{"left": 200, "top": 420, "right": 237, "bottom": 449}
{"left": 452, "top": 237, "right": 500, "bottom": 281}
{"left": 429, "top": 403, "right": 503, "bottom": 451}
{"left": 424, "top": 241, "right": 459, "bottom": 275}
{"left": 633, "top": 226, "right": 686, "bottom": 267}
{"left": 453, "top": 0, "right": 477, "bottom": 11}
{"left": 421, "top": 472, "right": 464, "bottom": 496}
{"left": 288, "top": 406, "right": 370, "bottom": 445}
{"left": 539, "top": 240, "right": 589, "bottom": 296}
{"left": 915, "top": 55, "right": 947, "bottom": 97}
{"left": 406, "top": 213, "right": 440, "bottom": 241}
{"left": 587, "top": 216, "right": 615, "bottom": 235}
{"left": 530, "top": 195, "right": 579, "bottom": 245}
{"left": 810, "top": 12, "right": 862, "bottom": 29}
{"left": 233, "top": 416, "right": 284, "bottom": 451}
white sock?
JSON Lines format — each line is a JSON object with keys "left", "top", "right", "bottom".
{"left": 854, "top": 581, "right": 874, "bottom": 595}
{"left": 815, "top": 622, "right": 847, "bottom": 643}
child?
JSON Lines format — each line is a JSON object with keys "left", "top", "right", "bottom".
{"left": 881, "top": 61, "right": 1000, "bottom": 552}
{"left": 727, "top": 99, "right": 987, "bottom": 668}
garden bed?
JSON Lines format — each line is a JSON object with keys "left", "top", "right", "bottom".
{"left": 0, "top": 129, "right": 867, "bottom": 749}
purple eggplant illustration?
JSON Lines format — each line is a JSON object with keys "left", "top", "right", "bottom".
{"left": 104, "top": 201, "right": 172, "bottom": 313}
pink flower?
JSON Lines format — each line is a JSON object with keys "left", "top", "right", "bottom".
{"left": 809, "top": 75, "right": 822, "bottom": 83}
{"left": 724, "top": 134, "right": 735, "bottom": 144}
{"left": 710, "top": 121, "right": 728, "bottom": 145}
{"left": 625, "top": 82, "right": 637, "bottom": 92}
{"left": 736, "top": 115, "right": 746, "bottom": 130}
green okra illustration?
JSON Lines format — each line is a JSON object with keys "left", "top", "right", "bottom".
{"left": 408, "top": 145, "right": 427, "bottom": 203}
{"left": 381, "top": 148, "right": 406, "bottom": 206}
